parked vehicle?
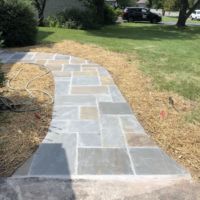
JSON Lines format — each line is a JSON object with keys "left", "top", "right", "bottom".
{"left": 191, "top": 10, "right": 200, "bottom": 20}
{"left": 123, "top": 7, "right": 162, "bottom": 23}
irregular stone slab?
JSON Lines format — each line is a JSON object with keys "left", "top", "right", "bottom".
{"left": 0, "top": 52, "right": 16, "bottom": 61}
{"left": 53, "top": 106, "right": 78, "bottom": 120}
{"left": 68, "top": 120, "right": 100, "bottom": 133}
{"left": 5, "top": 59, "right": 36, "bottom": 64}
{"left": 126, "top": 133, "right": 156, "bottom": 147}
{"left": 54, "top": 80, "right": 70, "bottom": 96}
{"left": 49, "top": 120, "right": 69, "bottom": 134}
{"left": 13, "top": 156, "right": 34, "bottom": 176}
{"left": 99, "top": 102, "right": 132, "bottom": 115}
{"left": 55, "top": 95, "right": 96, "bottom": 106}
{"left": 95, "top": 95, "right": 113, "bottom": 102}
{"left": 100, "top": 76, "right": 114, "bottom": 85}
{"left": 72, "top": 77, "right": 100, "bottom": 86}
{"left": 35, "top": 60, "right": 46, "bottom": 65}
{"left": 101, "top": 116, "right": 125, "bottom": 147}
{"left": 46, "top": 61, "right": 69, "bottom": 68}
{"left": 129, "top": 148, "right": 187, "bottom": 175}
{"left": 71, "top": 86, "right": 108, "bottom": 95}
{"left": 52, "top": 71, "right": 71, "bottom": 77}
{"left": 78, "top": 148, "right": 133, "bottom": 175}
{"left": 120, "top": 116, "right": 146, "bottom": 134}
{"left": 10, "top": 52, "right": 35, "bottom": 61}
{"left": 30, "top": 134, "right": 77, "bottom": 175}
{"left": 46, "top": 65, "right": 62, "bottom": 72}
{"left": 109, "top": 85, "right": 126, "bottom": 102}
{"left": 70, "top": 57, "right": 86, "bottom": 64}
{"left": 80, "top": 107, "right": 99, "bottom": 120}
{"left": 81, "top": 67, "right": 97, "bottom": 72}
{"left": 98, "top": 67, "right": 110, "bottom": 76}
{"left": 34, "top": 53, "right": 55, "bottom": 60}
{"left": 78, "top": 133, "right": 101, "bottom": 147}
{"left": 55, "top": 54, "right": 70, "bottom": 60}
{"left": 73, "top": 71, "right": 98, "bottom": 77}
{"left": 63, "top": 64, "right": 81, "bottom": 72}
{"left": 82, "top": 64, "right": 100, "bottom": 68}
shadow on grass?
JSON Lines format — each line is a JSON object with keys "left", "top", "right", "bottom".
{"left": 87, "top": 23, "right": 200, "bottom": 41}
{"left": 37, "top": 30, "right": 55, "bottom": 43}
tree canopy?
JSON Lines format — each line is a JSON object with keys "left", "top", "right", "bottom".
{"left": 31, "top": 0, "right": 47, "bottom": 26}
{"left": 116, "top": 0, "right": 137, "bottom": 8}
{"left": 147, "top": 0, "right": 200, "bottom": 26}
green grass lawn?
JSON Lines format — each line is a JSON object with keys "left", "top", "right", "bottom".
{"left": 38, "top": 23, "right": 200, "bottom": 104}
{"left": 163, "top": 16, "right": 200, "bottom": 24}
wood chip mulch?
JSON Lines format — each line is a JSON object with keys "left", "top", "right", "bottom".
{"left": 0, "top": 63, "right": 54, "bottom": 176}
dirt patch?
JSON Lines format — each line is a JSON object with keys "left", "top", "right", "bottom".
{"left": 0, "top": 63, "right": 54, "bottom": 176}
{"left": 9, "top": 41, "right": 200, "bottom": 181}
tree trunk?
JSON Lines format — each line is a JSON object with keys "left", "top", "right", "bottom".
{"left": 177, "top": 15, "right": 187, "bottom": 27}
{"left": 177, "top": 0, "right": 189, "bottom": 27}
{"left": 148, "top": 0, "right": 153, "bottom": 8}
{"left": 162, "top": 9, "right": 165, "bottom": 16}
{"left": 177, "top": 0, "right": 200, "bottom": 27}
{"left": 38, "top": 11, "right": 44, "bottom": 26}
{"left": 33, "top": 0, "right": 46, "bottom": 26}
{"left": 94, "top": 0, "right": 105, "bottom": 24}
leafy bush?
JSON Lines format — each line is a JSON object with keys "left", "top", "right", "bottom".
{"left": 104, "top": 4, "right": 118, "bottom": 25}
{"left": 45, "top": 4, "right": 117, "bottom": 30}
{"left": 45, "top": 8, "right": 100, "bottom": 30}
{"left": 0, "top": 32, "right": 4, "bottom": 47}
{"left": 0, "top": 32, "right": 5, "bottom": 87}
{"left": 0, "top": 68, "right": 5, "bottom": 87}
{"left": 115, "top": 8, "right": 123, "bottom": 17}
{"left": 45, "top": 16, "right": 62, "bottom": 28}
{"left": 0, "top": 0, "right": 38, "bottom": 47}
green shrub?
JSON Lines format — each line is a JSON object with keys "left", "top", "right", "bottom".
{"left": 104, "top": 4, "right": 118, "bottom": 25}
{"left": 0, "top": 63, "right": 5, "bottom": 87}
{"left": 115, "top": 8, "right": 123, "bottom": 17}
{"left": 45, "top": 5, "right": 117, "bottom": 30}
{"left": 0, "top": 0, "right": 38, "bottom": 47}
{"left": 0, "top": 33, "right": 5, "bottom": 86}
{"left": 45, "top": 16, "right": 63, "bottom": 28}
{"left": 0, "top": 32, "right": 4, "bottom": 47}
{"left": 45, "top": 8, "right": 100, "bottom": 30}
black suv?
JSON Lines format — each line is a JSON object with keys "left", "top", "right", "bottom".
{"left": 123, "top": 7, "right": 162, "bottom": 23}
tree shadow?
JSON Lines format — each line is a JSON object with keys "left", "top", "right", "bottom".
{"left": 86, "top": 23, "right": 200, "bottom": 41}
{"left": 1, "top": 143, "right": 76, "bottom": 199}
{"left": 0, "top": 60, "right": 76, "bottom": 198}
{"left": 37, "top": 30, "right": 54, "bottom": 43}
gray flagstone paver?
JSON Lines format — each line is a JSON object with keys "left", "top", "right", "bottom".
{"left": 1, "top": 51, "right": 189, "bottom": 178}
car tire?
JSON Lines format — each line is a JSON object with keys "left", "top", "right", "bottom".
{"left": 128, "top": 17, "right": 134, "bottom": 22}
{"left": 151, "top": 18, "right": 158, "bottom": 24}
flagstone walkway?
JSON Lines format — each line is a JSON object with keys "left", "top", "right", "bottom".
{"left": 0, "top": 51, "right": 190, "bottom": 179}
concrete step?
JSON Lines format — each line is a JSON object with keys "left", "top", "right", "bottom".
{"left": 1, "top": 177, "right": 199, "bottom": 200}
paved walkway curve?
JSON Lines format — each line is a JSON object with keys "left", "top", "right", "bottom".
{"left": 0, "top": 51, "right": 190, "bottom": 179}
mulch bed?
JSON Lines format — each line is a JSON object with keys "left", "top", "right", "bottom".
{"left": 8, "top": 41, "right": 200, "bottom": 181}
{"left": 0, "top": 63, "right": 54, "bottom": 176}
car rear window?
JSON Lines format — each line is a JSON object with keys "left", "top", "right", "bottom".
{"left": 128, "top": 8, "right": 141, "bottom": 12}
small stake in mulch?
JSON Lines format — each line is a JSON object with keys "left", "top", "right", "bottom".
{"left": 160, "top": 109, "right": 167, "bottom": 120}
{"left": 169, "top": 96, "right": 179, "bottom": 112}
{"left": 34, "top": 112, "right": 41, "bottom": 120}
